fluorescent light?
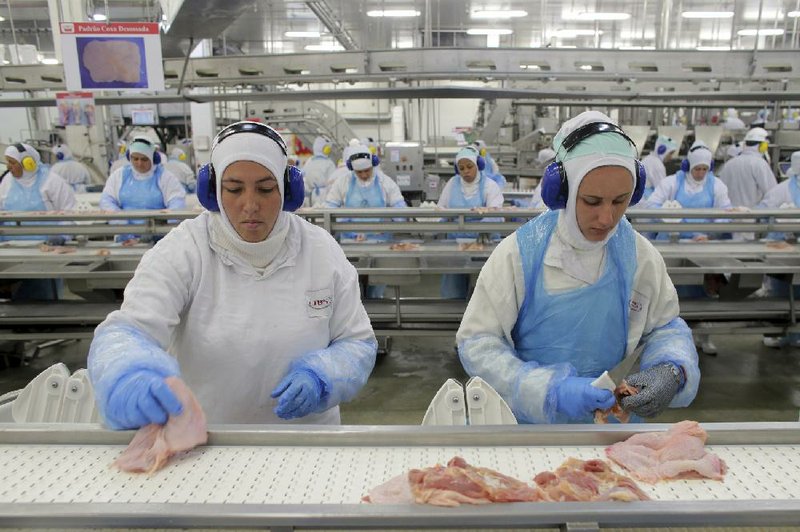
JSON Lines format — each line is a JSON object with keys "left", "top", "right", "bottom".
{"left": 304, "top": 43, "right": 344, "bottom": 51}
{"left": 554, "top": 29, "right": 603, "bottom": 38}
{"left": 92, "top": 13, "right": 107, "bottom": 21}
{"left": 467, "top": 28, "right": 513, "bottom": 35}
{"left": 567, "top": 12, "right": 630, "bottom": 21}
{"left": 681, "top": 11, "right": 734, "bottom": 19}
{"left": 737, "top": 28, "right": 785, "bottom": 36}
{"left": 0, "top": 16, "right": 5, "bottom": 22}
{"left": 366, "top": 10, "right": 420, "bottom": 17}
{"left": 619, "top": 46, "right": 656, "bottom": 50}
{"left": 578, "top": 64, "right": 593, "bottom": 70}
{"left": 285, "top": 31, "right": 321, "bottom": 38}
{"left": 471, "top": 10, "right": 527, "bottom": 19}
{"left": 789, "top": 11, "right": 800, "bottom": 17}
{"left": 41, "top": 58, "right": 59, "bottom": 65}
{"left": 696, "top": 45, "right": 731, "bottom": 51}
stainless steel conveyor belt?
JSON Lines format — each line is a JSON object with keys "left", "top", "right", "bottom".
{"left": 0, "top": 423, "right": 799, "bottom": 529}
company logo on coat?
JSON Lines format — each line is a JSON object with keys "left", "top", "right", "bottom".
{"left": 309, "top": 296, "right": 333, "bottom": 310}
{"left": 629, "top": 299, "right": 643, "bottom": 313}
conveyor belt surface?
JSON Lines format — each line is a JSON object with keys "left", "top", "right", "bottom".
{"left": 0, "top": 424, "right": 799, "bottom": 529}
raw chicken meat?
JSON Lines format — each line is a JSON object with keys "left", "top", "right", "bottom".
{"left": 595, "top": 380, "right": 638, "bottom": 424}
{"left": 113, "top": 377, "right": 208, "bottom": 474}
{"left": 533, "top": 458, "right": 649, "bottom": 502}
{"left": 38, "top": 243, "right": 76, "bottom": 254}
{"left": 605, "top": 420, "right": 728, "bottom": 483}
{"left": 389, "top": 242, "right": 420, "bottom": 251}
{"left": 363, "top": 456, "right": 648, "bottom": 506}
{"left": 83, "top": 40, "right": 141, "bottom": 84}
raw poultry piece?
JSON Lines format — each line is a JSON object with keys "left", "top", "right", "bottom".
{"left": 83, "top": 40, "right": 142, "bottom": 83}
{"left": 458, "top": 242, "right": 485, "bottom": 251}
{"left": 38, "top": 243, "right": 76, "bottom": 254}
{"left": 534, "top": 457, "right": 649, "bottom": 502}
{"left": 389, "top": 242, "right": 420, "bottom": 251}
{"left": 595, "top": 380, "right": 638, "bottom": 424}
{"left": 113, "top": 377, "right": 208, "bottom": 474}
{"left": 605, "top": 420, "right": 727, "bottom": 483}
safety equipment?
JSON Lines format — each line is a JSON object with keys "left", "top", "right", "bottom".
{"left": 454, "top": 146, "right": 486, "bottom": 175}
{"left": 105, "top": 369, "right": 184, "bottom": 429}
{"left": 555, "top": 376, "right": 615, "bottom": 420}
{"left": 346, "top": 150, "right": 380, "bottom": 171}
{"left": 620, "top": 363, "right": 683, "bottom": 418}
{"left": 126, "top": 137, "right": 162, "bottom": 165}
{"left": 271, "top": 367, "right": 325, "bottom": 419}
{"left": 13, "top": 144, "right": 38, "bottom": 172}
{"left": 54, "top": 144, "right": 72, "bottom": 161}
{"left": 680, "top": 144, "right": 715, "bottom": 172}
{"left": 322, "top": 144, "right": 332, "bottom": 156}
{"left": 541, "top": 122, "right": 646, "bottom": 210}
{"left": 196, "top": 121, "right": 304, "bottom": 213}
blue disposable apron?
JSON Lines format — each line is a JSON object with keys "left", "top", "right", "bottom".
{"left": 657, "top": 171, "right": 716, "bottom": 240}
{"left": 116, "top": 165, "right": 165, "bottom": 241}
{"left": 342, "top": 174, "right": 389, "bottom": 242}
{"left": 511, "top": 210, "right": 636, "bottom": 423}
{"left": 3, "top": 166, "right": 50, "bottom": 241}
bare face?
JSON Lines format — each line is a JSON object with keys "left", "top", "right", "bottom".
{"left": 220, "top": 160, "right": 282, "bottom": 243}
{"left": 457, "top": 159, "right": 478, "bottom": 182}
{"left": 4, "top": 156, "right": 23, "bottom": 178}
{"left": 690, "top": 165, "right": 709, "bottom": 181}
{"left": 130, "top": 153, "right": 153, "bottom": 174}
{"left": 354, "top": 167, "right": 374, "bottom": 181}
{"left": 576, "top": 166, "right": 633, "bottom": 242}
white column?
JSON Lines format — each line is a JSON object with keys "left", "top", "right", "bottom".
{"left": 189, "top": 40, "right": 215, "bottom": 167}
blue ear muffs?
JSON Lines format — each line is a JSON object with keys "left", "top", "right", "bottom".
{"left": 346, "top": 152, "right": 380, "bottom": 171}
{"left": 196, "top": 121, "right": 305, "bottom": 213}
{"left": 55, "top": 148, "right": 65, "bottom": 161}
{"left": 126, "top": 139, "right": 162, "bottom": 165}
{"left": 680, "top": 145, "right": 715, "bottom": 173}
{"left": 540, "top": 122, "right": 647, "bottom": 210}
{"left": 656, "top": 144, "right": 667, "bottom": 156}
{"left": 453, "top": 154, "right": 486, "bottom": 175}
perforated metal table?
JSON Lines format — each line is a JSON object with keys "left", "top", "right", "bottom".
{"left": 1, "top": 423, "right": 799, "bottom": 530}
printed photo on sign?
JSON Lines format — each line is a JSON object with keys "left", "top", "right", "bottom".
{"left": 77, "top": 37, "right": 147, "bottom": 89}
{"left": 56, "top": 92, "right": 96, "bottom": 126}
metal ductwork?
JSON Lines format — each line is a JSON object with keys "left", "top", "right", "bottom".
{"left": 161, "top": 0, "right": 256, "bottom": 57}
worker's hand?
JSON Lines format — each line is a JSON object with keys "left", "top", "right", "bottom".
{"left": 105, "top": 370, "right": 183, "bottom": 429}
{"left": 555, "top": 376, "right": 615, "bottom": 420}
{"left": 621, "top": 363, "right": 684, "bottom": 418}
{"left": 271, "top": 368, "right": 325, "bottom": 420}
{"left": 44, "top": 236, "right": 66, "bottom": 246}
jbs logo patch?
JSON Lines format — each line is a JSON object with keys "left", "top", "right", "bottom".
{"left": 309, "top": 296, "right": 332, "bottom": 310}
{"left": 629, "top": 299, "right": 643, "bottom": 313}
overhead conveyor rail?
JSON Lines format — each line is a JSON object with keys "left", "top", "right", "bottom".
{"left": 0, "top": 423, "right": 799, "bottom": 529}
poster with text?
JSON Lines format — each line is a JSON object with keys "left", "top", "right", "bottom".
{"left": 56, "top": 92, "right": 96, "bottom": 126}
{"left": 60, "top": 22, "right": 164, "bottom": 91}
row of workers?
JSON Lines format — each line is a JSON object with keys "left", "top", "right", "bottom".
{"left": 85, "top": 113, "right": 698, "bottom": 431}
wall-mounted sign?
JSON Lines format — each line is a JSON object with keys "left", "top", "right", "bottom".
{"left": 55, "top": 91, "right": 96, "bottom": 126}
{"left": 60, "top": 22, "right": 165, "bottom": 91}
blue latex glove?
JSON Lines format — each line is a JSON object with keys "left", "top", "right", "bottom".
{"left": 555, "top": 376, "right": 616, "bottom": 420}
{"left": 270, "top": 368, "right": 325, "bottom": 420}
{"left": 105, "top": 370, "right": 184, "bottom": 429}
{"left": 45, "top": 236, "right": 66, "bottom": 246}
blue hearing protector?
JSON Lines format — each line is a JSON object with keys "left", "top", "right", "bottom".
{"left": 55, "top": 146, "right": 66, "bottom": 161}
{"left": 196, "top": 121, "right": 305, "bottom": 213}
{"left": 454, "top": 145, "right": 486, "bottom": 175}
{"left": 541, "top": 122, "right": 647, "bottom": 210}
{"left": 126, "top": 138, "right": 162, "bottom": 165}
{"left": 680, "top": 144, "right": 715, "bottom": 173}
{"left": 346, "top": 151, "right": 380, "bottom": 171}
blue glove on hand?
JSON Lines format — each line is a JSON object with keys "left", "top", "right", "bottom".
{"left": 105, "top": 370, "right": 183, "bottom": 429}
{"left": 555, "top": 376, "right": 616, "bottom": 420}
{"left": 621, "top": 363, "right": 683, "bottom": 418}
{"left": 45, "top": 236, "right": 66, "bottom": 246}
{"left": 270, "top": 368, "right": 325, "bottom": 420}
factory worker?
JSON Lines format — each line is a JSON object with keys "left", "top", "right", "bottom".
{"left": 302, "top": 136, "right": 336, "bottom": 206}
{"left": 437, "top": 147, "right": 505, "bottom": 299}
{"left": 88, "top": 121, "right": 377, "bottom": 428}
{"left": 164, "top": 147, "right": 197, "bottom": 193}
{"left": 641, "top": 136, "right": 678, "bottom": 200}
{"left": 719, "top": 127, "right": 777, "bottom": 208}
{"left": 457, "top": 111, "right": 699, "bottom": 424}
{"left": 100, "top": 137, "right": 186, "bottom": 242}
{"left": 51, "top": 144, "right": 91, "bottom": 193}
{"left": 2, "top": 143, "right": 76, "bottom": 299}
{"left": 646, "top": 141, "right": 732, "bottom": 240}
{"left": 723, "top": 108, "right": 746, "bottom": 130}
{"left": 473, "top": 139, "right": 507, "bottom": 190}
{"left": 519, "top": 148, "right": 556, "bottom": 209}
{"left": 109, "top": 140, "right": 129, "bottom": 174}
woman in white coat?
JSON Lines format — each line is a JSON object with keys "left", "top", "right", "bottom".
{"left": 88, "top": 121, "right": 377, "bottom": 428}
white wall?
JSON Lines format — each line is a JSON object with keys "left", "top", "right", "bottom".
{"left": 0, "top": 93, "right": 35, "bottom": 145}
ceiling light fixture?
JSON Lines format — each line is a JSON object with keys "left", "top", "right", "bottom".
{"left": 41, "top": 58, "right": 59, "bottom": 65}
{"left": 696, "top": 45, "right": 731, "bottom": 51}
{"left": 366, "top": 10, "right": 420, "bottom": 17}
{"left": 285, "top": 31, "right": 321, "bottom": 38}
{"left": 619, "top": 46, "right": 656, "bottom": 50}
{"left": 788, "top": 11, "right": 800, "bottom": 17}
{"left": 681, "top": 11, "right": 734, "bottom": 19}
{"left": 0, "top": 16, "right": 5, "bottom": 22}
{"left": 737, "top": 28, "right": 784, "bottom": 36}
{"left": 554, "top": 29, "right": 603, "bottom": 38}
{"left": 567, "top": 12, "right": 630, "bottom": 21}
{"left": 471, "top": 10, "right": 527, "bottom": 19}
{"left": 92, "top": 13, "right": 107, "bottom": 21}
{"left": 467, "top": 28, "right": 513, "bottom": 35}
{"left": 304, "top": 43, "right": 344, "bottom": 51}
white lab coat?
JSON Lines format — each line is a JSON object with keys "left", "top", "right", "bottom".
{"left": 719, "top": 150, "right": 778, "bottom": 208}
{"left": 437, "top": 175, "right": 504, "bottom": 209}
{"left": 163, "top": 160, "right": 197, "bottom": 191}
{"left": 645, "top": 173, "right": 733, "bottom": 209}
{"left": 100, "top": 165, "right": 186, "bottom": 210}
{"left": 93, "top": 212, "right": 376, "bottom": 424}
{"left": 109, "top": 158, "right": 129, "bottom": 175}
{"left": 324, "top": 172, "right": 406, "bottom": 207}
{"left": 0, "top": 170, "right": 76, "bottom": 211}
{"left": 641, "top": 153, "right": 667, "bottom": 191}
{"left": 758, "top": 179, "right": 799, "bottom": 208}
{"left": 457, "top": 230, "right": 680, "bottom": 360}
{"left": 51, "top": 160, "right": 91, "bottom": 192}
{"left": 302, "top": 156, "right": 337, "bottom": 206}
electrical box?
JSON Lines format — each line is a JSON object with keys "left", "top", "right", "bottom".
{"left": 382, "top": 142, "right": 424, "bottom": 194}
